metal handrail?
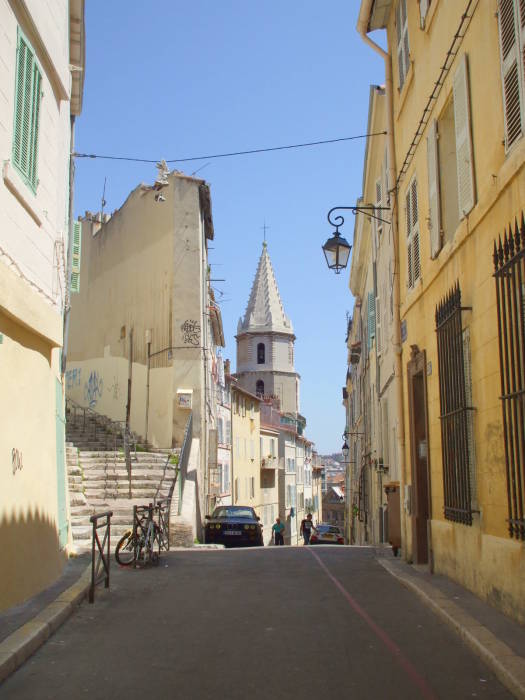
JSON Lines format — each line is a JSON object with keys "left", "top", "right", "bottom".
{"left": 89, "top": 511, "right": 113, "bottom": 603}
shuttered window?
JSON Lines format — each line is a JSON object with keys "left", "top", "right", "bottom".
{"left": 426, "top": 119, "right": 442, "bottom": 258}
{"left": 498, "top": 0, "right": 525, "bottom": 151}
{"left": 396, "top": 0, "right": 410, "bottom": 90}
{"left": 368, "top": 292, "right": 376, "bottom": 351}
{"left": 12, "top": 29, "right": 42, "bottom": 193}
{"left": 70, "top": 221, "right": 82, "bottom": 293}
{"left": 453, "top": 54, "right": 476, "bottom": 217}
{"left": 375, "top": 295, "right": 382, "bottom": 355}
{"left": 419, "top": 0, "right": 431, "bottom": 28}
{"left": 406, "top": 177, "right": 421, "bottom": 288}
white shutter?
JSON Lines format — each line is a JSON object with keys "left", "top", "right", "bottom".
{"left": 396, "top": 1, "right": 405, "bottom": 89}
{"left": 406, "top": 190, "right": 414, "bottom": 288}
{"left": 376, "top": 296, "right": 382, "bottom": 354}
{"left": 453, "top": 54, "right": 476, "bottom": 217}
{"left": 427, "top": 120, "right": 442, "bottom": 259}
{"left": 420, "top": 0, "right": 429, "bottom": 28}
{"left": 411, "top": 179, "right": 421, "bottom": 282}
{"left": 498, "top": 0, "right": 524, "bottom": 150}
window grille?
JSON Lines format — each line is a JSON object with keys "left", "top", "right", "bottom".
{"left": 435, "top": 282, "right": 474, "bottom": 525}
{"left": 12, "top": 28, "right": 42, "bottom": 193}
{"left": 493, "top": 217, "right": 525, "bottom": 540}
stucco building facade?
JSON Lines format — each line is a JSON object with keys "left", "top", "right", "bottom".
{"left": 357, "top": 0, "right": 525, "bottom": 621}
{"left": 0, "top": 0, "right": 85, "bottom": 610}
{"left": 66, "top": 170, "right": 222, "bottom": 538}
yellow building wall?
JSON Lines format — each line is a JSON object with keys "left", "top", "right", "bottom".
{"left": 386, "top": 0, "right": 525, "bottom": 621}
{"left": 231, "top": 390, "right": 261, "bottom": 516}
{"left": 0, "top": 310, "right": 67, "bottom": 610}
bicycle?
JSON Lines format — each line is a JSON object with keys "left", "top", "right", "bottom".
{"left": 115, "top": 504, "right": 161, "bottom": 567}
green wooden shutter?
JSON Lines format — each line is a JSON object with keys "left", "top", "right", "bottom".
{"left": 70, "top": 221, "right": 82, "bottom": 293}
{"left": 12, "top": 29, "right": 42, "bottom": 193}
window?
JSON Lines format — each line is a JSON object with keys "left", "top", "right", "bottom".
{"left": 257, "top": 343, "right": 265, "bottom": 364}
{"left": 498, "top": 0, "right": 525, "bottom": 151}
{"left": 234, "top": 477, "right": 239, "bottom": 502}
{"left": 367, "top": 292, "right": 376, "bottom": 350}
{"left": 222, "top": 462, "right": 230, "bottom": 493}
{"left": 12, "top": 28, "right": 42, "bottom": 193}
{"left": 427, "top": 55, "right": 475, "bottom": 257}
{"left": 225, "top": 419, "right": 231, "bottom": 445}
{"left": 70, "top": 221, "right": 82, "bottom": 293}
{"left": 256, "top": 380, "right": 264, "bottom": 396}
{"left": 419, "top": 0, "right": 431, "bottom": 28}
{"left": 250, "top": 476, "right": 255, "bottom": 499}
{"left": 406, "top": 177, "right": 421, "bottom": 288}
{"left": 493, "top": 219, "right": 525, "bottom": 539}
{"left": 396, "top": 0, "right": 410, "bottom": 90}
{"left": 217, "top": 417, "right": 224, "bottom": 445}
{"left": 436, "top": 282, "right": 475, "bottom": 525}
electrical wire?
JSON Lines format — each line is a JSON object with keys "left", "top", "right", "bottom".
{"left": 73, "top": 132, "right": 387, "bottom": 165}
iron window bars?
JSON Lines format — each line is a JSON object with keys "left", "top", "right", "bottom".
{"left": 493, "top": 216, "right": 525, "bottom": 540}
{"left": 435, "top": 282, "right": 474, "bottom": 525}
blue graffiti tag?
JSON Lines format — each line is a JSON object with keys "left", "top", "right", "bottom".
{"left": 84, "top": 371, "right": 104, "bottom": 408}
{"left": 66, "top": 368, "right": 82, "bottom": 390}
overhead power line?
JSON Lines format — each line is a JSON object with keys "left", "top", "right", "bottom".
{"left": 73, "top": 132, "right": 387, "bottom": 165}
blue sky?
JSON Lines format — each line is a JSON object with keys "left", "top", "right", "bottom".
{"left": 74, "top": 1, "right": 385, "bottom": 454}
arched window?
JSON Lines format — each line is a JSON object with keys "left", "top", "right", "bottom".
{"left": 256, "top": 380, "right": 264, "bottom": 396}
{"left": 257, "top": 343, "right": 265, "bottom": 364}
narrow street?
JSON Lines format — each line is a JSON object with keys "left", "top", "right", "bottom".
{"left": 0, "top": 547, "right": 513, "bottom": 700}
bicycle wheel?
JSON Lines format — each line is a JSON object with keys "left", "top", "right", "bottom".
{"left": 115, "top": 531, "right": 136, "bottom": 566}
{"left": 151, "top": 525, "right": 161, "bottom": 566}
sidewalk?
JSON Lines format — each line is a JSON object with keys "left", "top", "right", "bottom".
{"left": 376, "top": 547, "right": 525, "bottom": 700}
{"left": 0, "top": 553, "right": 91, "bottom": 684}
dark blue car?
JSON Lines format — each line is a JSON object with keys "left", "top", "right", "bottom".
{"left": 204, "top": 505, "right": 263, "bottom": 547}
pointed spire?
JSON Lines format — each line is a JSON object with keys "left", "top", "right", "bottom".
{"left": 238, "top": 243, "right": 293, "bottom": 335}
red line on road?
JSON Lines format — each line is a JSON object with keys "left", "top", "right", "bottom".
{"left": 308, "top": 549, "right": 437, "bottom": 700}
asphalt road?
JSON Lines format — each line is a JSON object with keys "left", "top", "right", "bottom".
{"left": 0, "top": 547, "right": 514, "bottom": 700}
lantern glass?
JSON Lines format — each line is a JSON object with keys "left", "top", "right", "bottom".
{"left": 322, "top": 232, "right": 351, "bottom": 273}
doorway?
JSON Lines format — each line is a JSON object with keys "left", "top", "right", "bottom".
{"left": 407, "top": 347, "right": 431, "bottom": 564}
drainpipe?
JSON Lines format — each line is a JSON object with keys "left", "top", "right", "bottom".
{"left": 357, "top": 4, "right": 407, "bottom": 557}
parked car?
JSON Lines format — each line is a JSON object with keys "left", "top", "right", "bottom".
{"left": 310, "top": 524, "right": 344, "bottom": 545}
{"left": 204, "top": 505, "right": 264, "bottom": 547}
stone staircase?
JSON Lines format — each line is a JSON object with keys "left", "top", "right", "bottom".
{"left": 65, "top": 410, "right": 180, "bottom": 552}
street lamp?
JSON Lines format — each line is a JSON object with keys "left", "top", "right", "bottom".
{"left": 322, "top": 205, "right": 391, "bottom": 274}
{"left": 342, "top": 440, "right": 350, "bottom": 461}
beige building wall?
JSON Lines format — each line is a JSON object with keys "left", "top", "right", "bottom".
{"left": 259, "top": 428, "right": 279, "bottom": 545}
{"left": 360, "top": 0, "right": 525, "bottom": 620}
{"left": 231, "top": 387, "right": 262, "bottom": 516}
{"left": 0, "top": 0, "right": 84, "bottom": 610}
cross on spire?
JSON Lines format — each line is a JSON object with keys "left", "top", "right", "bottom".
{"left": 261, "top": 220, "right": 270, "bottom": 246}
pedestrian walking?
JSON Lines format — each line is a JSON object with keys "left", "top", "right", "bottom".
{"left": 272, "top": 517, "right": 285, "bottom": 545}
{"left": 300, "top": 513, "right": 314, "bottom": 545}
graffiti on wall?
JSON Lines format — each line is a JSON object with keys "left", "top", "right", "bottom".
{"left": 107, "top": 376, "right": 121, "bottom": 400}
{"left": 181, "top": 319, "right": 201, "bottom": 346}
{"left": 12, "top": 448, "right": 23, "bottom": 475}
{"left": 65, "top": 368, "right": 82, "bottom": 390}
{"left": 84, "top": 370, "right": 104, "bottom": 408}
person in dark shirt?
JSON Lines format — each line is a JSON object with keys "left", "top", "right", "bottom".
{"left": 300, "top": 513, "right": 314, "bottom": 545}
